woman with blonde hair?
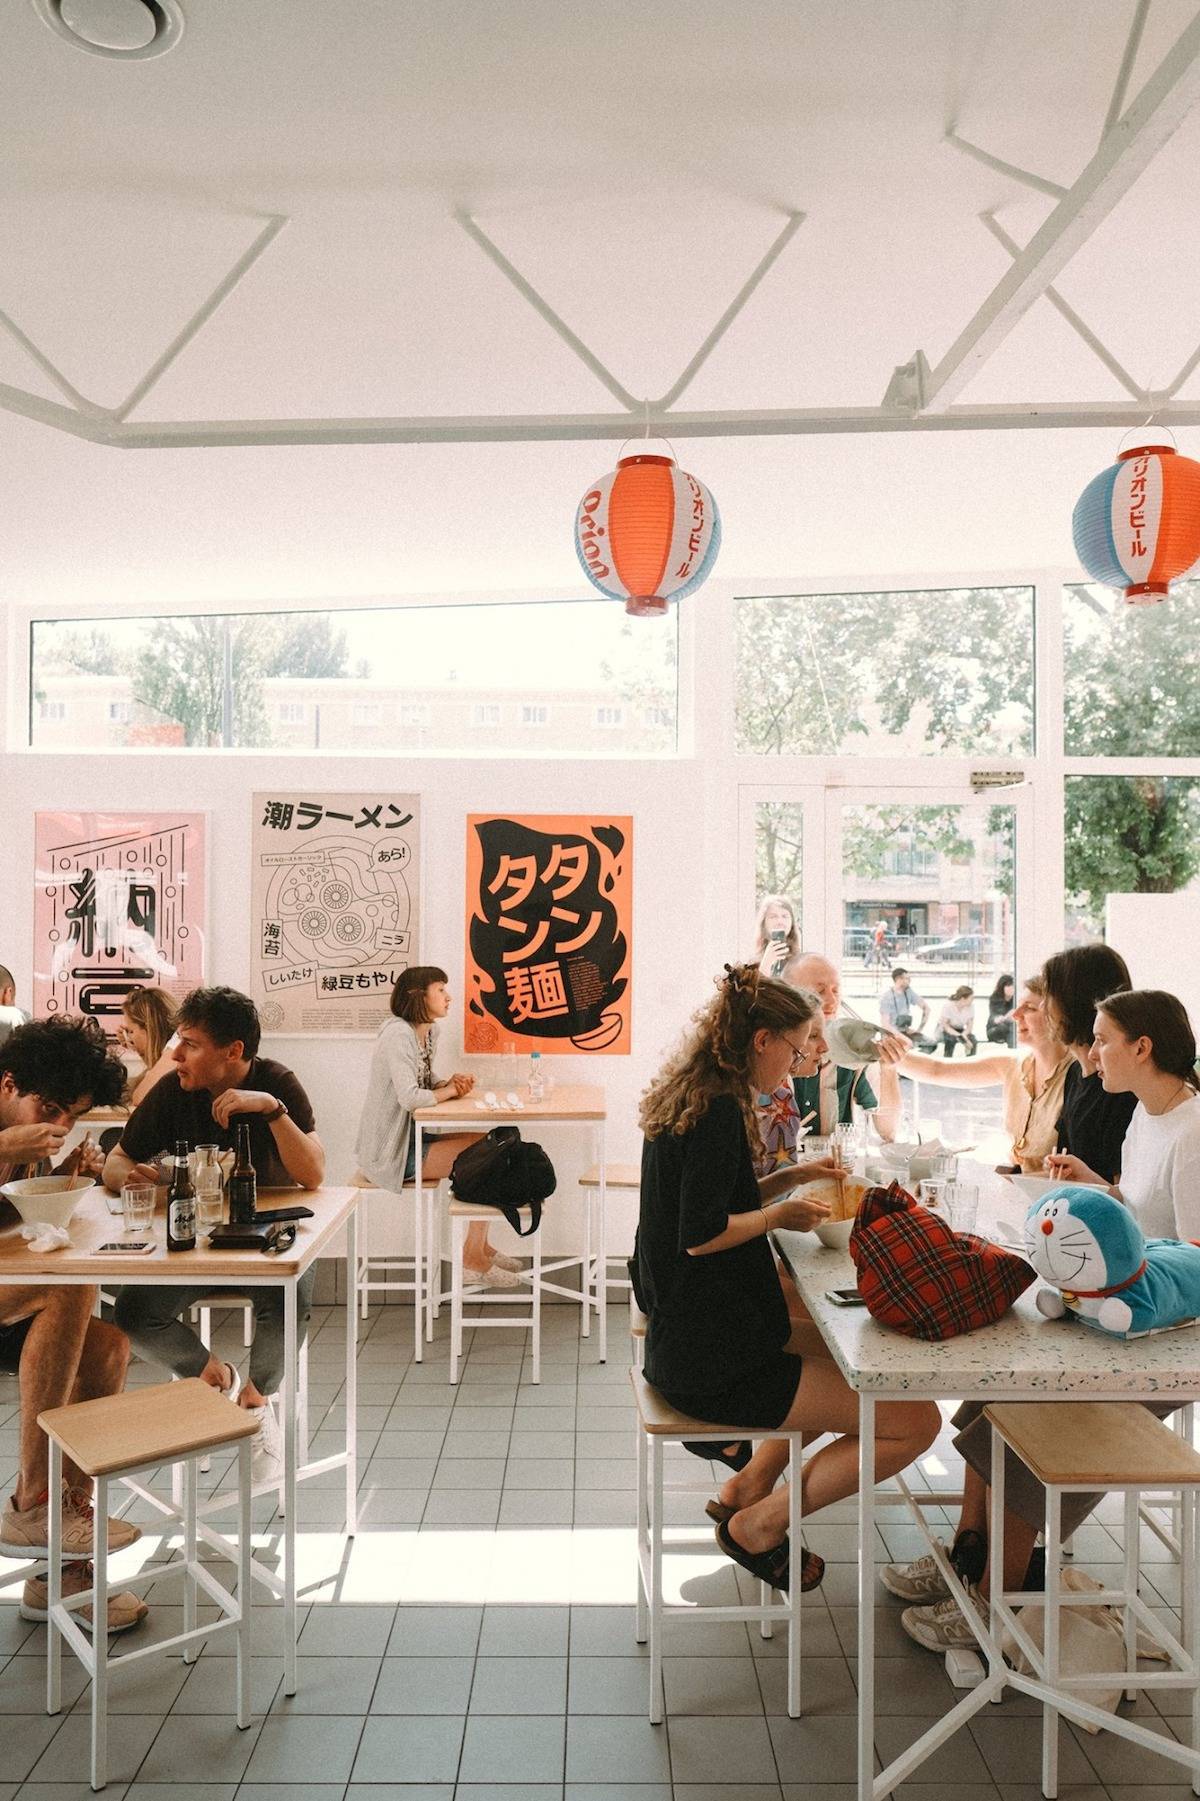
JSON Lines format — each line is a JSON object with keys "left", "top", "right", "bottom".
{"left": 751, "top": 894, "right": 800, "bottom": 978}
{"left": 119, "top": 985, "right": 180, "bottom": 1105}
{"left": 635, "top": 964, "right": 939, "bottom": 1591}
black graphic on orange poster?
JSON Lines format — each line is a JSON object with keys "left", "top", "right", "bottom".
{"left": 465, "top": 815, "right": 632, "bottom": 1054}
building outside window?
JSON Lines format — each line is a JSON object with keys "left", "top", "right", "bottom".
{"left": 521, "top": 704, "right": 548, "bottom": 727}
{"left": 472, "top": 702, "right": 501, "bottom": 728}
{"left": 278, "top": 701, "right": 304, "bottom": 725}
{"left": 595, "top": 705, "right": 624, "bottom": 728}
{"left": 39, "top": 699, "right": 66, "bottom": 722}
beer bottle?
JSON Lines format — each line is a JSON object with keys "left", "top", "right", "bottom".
{"left": 229, "top": 1121, "right": 257, "bottom": 1225}
{"left": 166, "top": 1139, "right": 197, "bottom": 1252}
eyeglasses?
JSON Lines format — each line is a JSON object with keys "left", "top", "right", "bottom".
{"left": 780, "top": 1036, "right": 812, "bottom": 1072}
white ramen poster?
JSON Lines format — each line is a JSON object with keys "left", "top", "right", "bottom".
{"left": 251, "top": 790, "right": 420, "bottom": 1034}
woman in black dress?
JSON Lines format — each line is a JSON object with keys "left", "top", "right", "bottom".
{"left": 1041, "top": 943, "right": 1135, "bottom": 1184}
{"left": 635, "top": 964, "right": 939, "bottom": 1591}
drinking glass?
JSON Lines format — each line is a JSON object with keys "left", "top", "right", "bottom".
{"left": 946, "top": 1181, "right": 980, "bottom": 1235}
{"left": 927, "top": 1151, "right": 959, "bottom": 1181}
{"left": 192, "top": 1144, "right": 224, "bottom": 1233}
{"left": 917, "top": 1178, "right": 948, "bottom": 1215}
{"left": 122, "top": 1183, "right": 156, "bottom": 1236}
{"left": 802, "top": 1135, "right": 832, "bottom": 1162}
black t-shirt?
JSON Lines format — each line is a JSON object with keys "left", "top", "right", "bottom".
{"left": 635, "top": 1093, "right": 789, "bottom": 1398}
{"left": 1056, "top": 1061, "right": 1137, "bottom": 1185}
{"left": 119, "top": 1059, "right": 316, "bottom": 1190}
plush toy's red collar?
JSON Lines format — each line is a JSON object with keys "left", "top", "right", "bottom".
{"left": 1062, "top": 1258, "right": 1147, "bottom": 1302}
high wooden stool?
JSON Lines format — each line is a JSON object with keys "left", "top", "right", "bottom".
{"left": 985, "top": 1400, "right": 1200, "bottom": 1798}
{"left": 448, "top": 1198, "right": 544, "bottom": 1384}
{"left": 351, "top": 1171, "right": 435, "bottom": 1362}
{"left": 40, "top": 1379, "right": 259, "bottom": 1792}
{"left": 630, "top": 1367, "right": 803, "bottom": 1724}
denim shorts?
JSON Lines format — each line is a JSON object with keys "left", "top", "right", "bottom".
{"left": 402, "top": 1133, "right": 431, "bottom": 1185}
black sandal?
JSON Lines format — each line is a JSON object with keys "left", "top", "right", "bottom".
{"left": 713, "top": 1518, "right": 825, "bottom": 1593}
{"left": 683, "top": 1439, "right": 753, "bottom": 1472}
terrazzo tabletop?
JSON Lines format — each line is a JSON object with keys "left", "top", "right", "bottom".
{"left": 773, "top": 1160, "right": 1200, "bottom": 1399}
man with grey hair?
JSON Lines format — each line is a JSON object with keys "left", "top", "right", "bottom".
{"left": 0, "top": 965, "right": 31, "bottom": 1050}
{"left": 782, "top": 952, "right": 903, "bottom": 1139}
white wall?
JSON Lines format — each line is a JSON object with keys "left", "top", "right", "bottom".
{"left": 0, "top": 746, "right": 710, "bottom": 1262}
{"left": 1106, "top": 893, "right": 1200, "bottom": 1037}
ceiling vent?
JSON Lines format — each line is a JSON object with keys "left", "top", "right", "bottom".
{"left": 32, "top": 0, "right": 184, "bottom": 58}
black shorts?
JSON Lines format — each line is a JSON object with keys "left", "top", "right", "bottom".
{"left": 658, "top": 1352, "right": 804, "bottom": 1433}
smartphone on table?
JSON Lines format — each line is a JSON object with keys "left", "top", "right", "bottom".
{"left": 96, "top": 1241, "right": 156, "bottom": 1255}
{"left": 825, "top": 1286, "right": 867, "bottom": 1307}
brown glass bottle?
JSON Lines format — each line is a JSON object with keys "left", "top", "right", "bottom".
{"left": 228, "top": 1121, "right": 257, "bottom": 1224}
{"left": 166, "top": 1139, "right": 196, "bottom": 1252}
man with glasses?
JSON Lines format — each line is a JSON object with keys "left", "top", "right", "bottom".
{"left": 0, "top": 1015, "right": 148, "bottom": 1630}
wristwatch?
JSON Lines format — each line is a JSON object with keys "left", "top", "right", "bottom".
{"left": 263, "top": 1100, "right": 289, "bottom": 1124}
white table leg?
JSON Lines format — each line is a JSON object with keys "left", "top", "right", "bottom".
{"left": 183, "top": 1454, "right": 198, "bottom": 1661}
{"left": 597, "top": 1128, "right": 608, "bottom": 1364}
{"left": 1043, "top": 1486, "right": 1062, "bottom": 1798}
{"left": 345, "top": 1201, "right": 359, "bottom": 1536}
{"left": 92, "top": 1472, "right": 109, "bottom": 1791}
{"left": 1186, "top": 1485, "right": 1199, "bottom": 1796}
{"left": 787, "top": 1438, "right": 802, "bottom": 1717}
{"left": 412, "top": 1163, "right": 424, "bottom": 1363}
{"left": 649, "top": 1437, "right": 664, "bottom": 1725}
{"left": 283, "top": 1278, "right": 298, "bottom": 1696}
{"left": 236, "top": 1438, "right": 252, "bottom": 1730}
{"left": 857, "top": 1395, "right": 875, "bottom": 1801}
{"left": 47, "top": 1437, "right": 62, "bottom": 1717}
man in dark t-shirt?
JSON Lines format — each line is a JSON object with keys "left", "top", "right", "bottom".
{"left": 104, "top": 987, "right": 324, "bottom": 1490}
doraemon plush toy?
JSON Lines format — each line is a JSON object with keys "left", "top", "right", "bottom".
{"left": 1025, "top": 1185, "right": 1200, "bottom": 1339}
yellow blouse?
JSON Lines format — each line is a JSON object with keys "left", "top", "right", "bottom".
{"left": 1002, "top": 1052, "right": 1072, "bottom": 1172}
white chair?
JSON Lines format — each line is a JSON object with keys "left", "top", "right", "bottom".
{"left": 630, "top": 1366, "right": 804, "bottom": 1724}
{"left": 447, "top": 1197, "right": 544, "bottom": 1385}
{"left": 42, "top": 1379, "right": 257, "bottom": 1791}
{"left": 350, "top": 1171, "right": 435, "bottom": 1363}
{"left": 542, "top": 1162, "right": 638, "bottom": 1365}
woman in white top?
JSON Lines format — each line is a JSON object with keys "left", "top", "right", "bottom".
{"left": 356, "top": 965, "right": 521, "bottom": 1287}
{"left": 897, "top": 974, "right": 1072, "bottom": 1172}
{"left": 1049, "top": 988, "right": 1200, "bottom": 1241}
{"left": 937, "top": 986, "right": 977, "bottom": 1058}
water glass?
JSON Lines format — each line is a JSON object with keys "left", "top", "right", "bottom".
{"left": 946, "top": 1181, "right": 980, "bottom": 1235}
{"left": 927, "top": 1151, "right": 959, "bottom": 1181}
{"left": 122, "top": 1183, "right": 156, "bottom": 1236}
{"left": 802, "top": 1135, "right": 832, "bottom": 1162}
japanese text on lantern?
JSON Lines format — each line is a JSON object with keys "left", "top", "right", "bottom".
{"left": 465, "top": 815, "right": 632, "bottom": 1055}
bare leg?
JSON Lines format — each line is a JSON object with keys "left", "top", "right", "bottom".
{"left": 2, "top": 1285, "right": 97, "bottom": 1509}
{"left": 61, "top": 1317, "right": 130, "bottom": 1495}
{"left": 422, "top": 1132, "right": 505, "bottom": 1270}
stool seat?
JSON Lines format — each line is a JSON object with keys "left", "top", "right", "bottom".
{"left": 39, "top": 1379, "right": 258, "bottom": 1478}
{"left": 630, "top": 1367, "right": 775, "bottom": 1441}
{"left": 580, "top": 1163, "right": 640, "bottom": 1188}
{"left": 448, "top": 1196, "right": 539, "bottom": 1218}
{"left": 984, "top": 1401, "right": 1200, "bottom": 1489}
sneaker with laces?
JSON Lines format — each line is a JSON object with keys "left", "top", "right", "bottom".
{"left": 879, "top": 1542, "right": 953, "bottom": 1604}
{"left": 900, "top": 1581, "right": 985, "bottom": 1652}
{"left": 245, "top": 1400, "right": 284, "bottom": 1488}
{"left": 21, "top": 1562, "right": 148, "bottom": 1633}
{"left": 464, "top": 1262, "right": 521, "bottom": 1289}
{"left": 490, "top": 1251, "right": 524, "bottom": 1272}
{"left": 0, "top": 1489, "right": 141, "bottom": 1559}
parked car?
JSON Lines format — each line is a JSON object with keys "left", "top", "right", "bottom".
{"left": 913, "top": 932, "right": 999, "bottom": 964}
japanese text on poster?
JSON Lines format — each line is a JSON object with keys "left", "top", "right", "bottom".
{"left": 34, "top": 812, "right": 207, "bottom": 1032}
{"left": 251, "top": 792, "right": 420, "bottom": 1034}
{"left": 465, "top": 814, "right": 632, "bottom": 1054}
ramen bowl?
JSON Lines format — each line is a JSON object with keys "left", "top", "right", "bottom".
{"left": 1, "top": 1174, "right": 96, "bottom": 1231}
{"left": 808, "top": 1174, "right": 869, "bottom": 1249}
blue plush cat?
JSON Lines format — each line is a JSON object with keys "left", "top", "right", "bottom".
{"left": 1025, "top": 1185, "right": 1200, "bottom": 1339}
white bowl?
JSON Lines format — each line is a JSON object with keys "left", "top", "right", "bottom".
{"left": 1, "top": 1174, "right": 96, "bottom": 1231}
{"left": 814, "top": 1216, "right": 855, "bottom": 1251}
{"left": 1006, "top": 1173, "right": 1054, "bottom": 1203}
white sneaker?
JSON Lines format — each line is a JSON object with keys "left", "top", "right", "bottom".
{"left": 464, "top": 1262, "right": 521, "bottom": 1289}
{"left": 900, "top": 1582, "right": 985, "bottom": 1653}
{"left": 244, "top": 1400, "right": 283, "bottom": 1489}
{"left": 218, "top": 1361, "right": 242, "bottom": 1405}
{"left": 879, "top": 1542, "right": 953, "bottom": 1604}
{"left": 491, "top": 1251, "right": 524, "bottom": 1272}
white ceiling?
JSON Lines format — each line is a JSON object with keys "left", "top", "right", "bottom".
{"left": 4, "top": 0, "right": 1200, "bottom": 604}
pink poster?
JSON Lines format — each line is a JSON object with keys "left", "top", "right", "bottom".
{"left": 34, "top": 811, "right": 207, "bottom": 1032}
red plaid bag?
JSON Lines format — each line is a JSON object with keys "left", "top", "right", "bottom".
{"left": 849, "top": 1182, "right": 1035, "bottom": 1342}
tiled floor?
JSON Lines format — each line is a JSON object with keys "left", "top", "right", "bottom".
{"left": 1, "top": 1298, "right": 1196, "bottom": 1799}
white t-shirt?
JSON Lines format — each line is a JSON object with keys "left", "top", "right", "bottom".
{"left": 1119, "top": 1094, "right": 1200, "bottom": 1241}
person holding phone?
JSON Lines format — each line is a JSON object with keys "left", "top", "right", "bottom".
{"left": 752, "top": 894, "right": 800, "bottom": 978}
{"left": 634, "top": 964, "right": 938, "bottom": 1592}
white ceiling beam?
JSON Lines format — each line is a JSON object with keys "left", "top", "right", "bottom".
{"left": 943, "top": 130, "right": 1067, "bottom": 200}
{"left": 922, "top": 6, "right": 1200, "bottom": 414}
{"left": 1103, "top": 0, "right": 1152, "bottom": 138}
{"left": 0, "top": 306, "right": 108, "bottom": 416}
{"left": 979, "top": 211, "right": 1147, "bottom": 400}
{"left": 20, "top": 396, "right": 1200, "bottom": 450}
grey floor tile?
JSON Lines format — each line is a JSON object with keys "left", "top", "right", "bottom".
{"left": 235, "top": 1788, "right": 347, "bottom": 1801}
{"left": 136, "top": 1713, "right": 261, "bottom": 1784}
{"left": 266, "top": 1654, "right": 381, "bottom": 1714}
{"left": 350, "top": 1716, "right": 465, "bottom": 1783}
{"left": 1067, "top": 1714, "right": 1192, "bottom": 1784}
{"left": 371, "top": 1656, "right": 474, "bottom": 1714}
{"left": 422, "top": 1491, "right": 501, "bottom": 1526}
{"left": 440, "top": 1433, "right": 511, "bottom": 1460}
{"left": 431, "top": 1459, "right": 506, "bottom": 1491}
{"left": 873, "top": 1714, "right": 1006, "bottom": 1785}
{"left": 567, "top": 1656, "right": 651, "bottom": 1714}
{"left": 297, "top": 1602, "right": 395, "bottom": 1656}
{"left": 344, "top": 1788, "right": 452, "bottom": 1800}
{"left": 499, "top": 1492, "right": 574, "bottom": 1526}
{"left": 478, "top": 1606, "right": 570, "bottom": 1658}
{"left": 564, "top": 1716, "right": 672, "bottom": 1783}
{"left": 571, "top": 1493, "right": 635, "bottom": 1526}
{"left": 387, "top": 1606, "right": 482, "bottom": 1658}
{"left": 457, "top": 1715, "right": 565, "bottom": 1783}
{"left": 14, "top": 1786, "right": 131, "bottom": 1801}
{"left": 663, "top": 1656, "right": 766, "bottom": 1717}
{"left": 564, "top": 1788, "right": 670, "bottom": 1801}
{"left": 0, "top": 1655, "right": 88, "bottom": 1713}
{"left": 454, "top": 1789, "right": 562, "bottom": 1801}
{"left": 674, "top": 1787, "right": 784, "bottom": 1801}
{"left": 668, "top": 1716, "right": 779, "bottom": 1785}
{"left": 510, "top": 1433, "right": 576, "bottom": 1459}
{"left": 361, "top": 1456, "right": 438, "bottom": 1486}
{"left": 469, "top": 1655, "right": 567, "bottom": 1714}
{"left": 170, "top": 1656, "right": 281, "bottom": 1715}
{"left": 567, "top": 1607, "right": 648, "bottom": 1659}
{"left": 505, "top": 1458, "right": 575, "bottom": 1491}
{"left": 241, "top": 1715, "right": 364, "bottom": 1784}
{"left": 768, "top": 1715, "right": 863, "bottom": 1785}
{"left": 358, "top": 1490, "right": 428, "bottom": 1524}
{"left": 756, "top": 1656, "right": 858, "bottom": 1718}
{"left": 995, "top": 1786, "right": 1107, "bottom": 1801}
{"left": 750, "top": 1611, "right": 843, "bottom": 1661}
{"left": 25, "top": 1712, "right": 163, "bottom": 1786}
{"left": 123, "top": 1786, "right": 236, "bottom": 1801}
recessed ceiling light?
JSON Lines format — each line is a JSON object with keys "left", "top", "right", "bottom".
{"left": 31, "top": 0, "right": 184, "bottom": 59}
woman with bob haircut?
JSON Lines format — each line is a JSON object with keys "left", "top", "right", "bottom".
{"left": 751, "top": 894, "right": 800, "bottom": 979}
{"left": 119, "top": 985, "right": 180, "bottom": 1105}
{"left": 635, "top": 963, "right": 939, "bottom": 1592}
{"left": 356, "top": 965, "right": 519, "bottom": 1287}
{"left": 1041, "top": 943, "right": 1135, "bottom": 1185}
{"left": 1050, "top": 988, "right": 1200, "bottom": 1238}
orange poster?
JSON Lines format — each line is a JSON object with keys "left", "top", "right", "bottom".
{"left": 464, "top": 814, "right": 632, "bottom": 1055}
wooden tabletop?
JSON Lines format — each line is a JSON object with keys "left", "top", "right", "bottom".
{"left": 414, "top": 1082, "right": 606, "bottom": 1123}
{"left": 77, "top": 1106, "right": 131, "bottom": 1124}
{"left": 0, "top": 1184, "right": 358, "bottom": 1281}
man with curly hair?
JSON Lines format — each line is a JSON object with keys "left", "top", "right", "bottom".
{"left": 0, "top": 1015, "right": 148, "bottom": 1631}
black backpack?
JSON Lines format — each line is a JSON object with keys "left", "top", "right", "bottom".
{"left": 449, "top": 1126, "right": 556, "bottom": 1236}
